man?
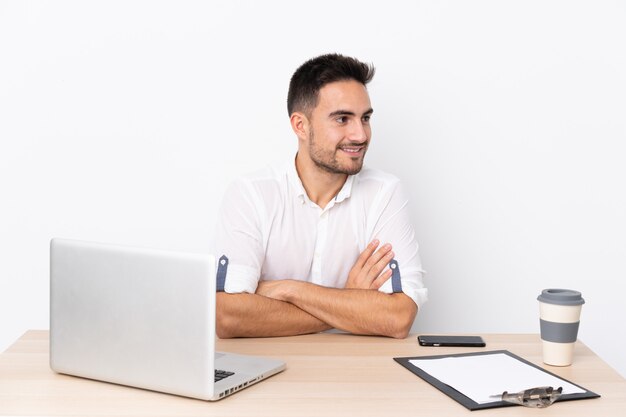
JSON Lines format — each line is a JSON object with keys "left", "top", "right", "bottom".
{"left": 213, "top": 54, "right": 427, "bottom": 339}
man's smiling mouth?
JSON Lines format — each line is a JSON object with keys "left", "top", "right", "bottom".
{"left": 339, "top": 144, "right": 367, "bottom": 154}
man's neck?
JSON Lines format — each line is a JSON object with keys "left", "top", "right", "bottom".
{"left": 295, "top": 153, "right": 348, "bottom": 209}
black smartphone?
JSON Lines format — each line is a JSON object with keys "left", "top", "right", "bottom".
{"left": 417, "top": 335, "right": 486, "bottom": 347}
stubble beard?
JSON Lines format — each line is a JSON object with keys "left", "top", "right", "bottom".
{"left": 308, "top": 129, "right": 367, "bottom": 176}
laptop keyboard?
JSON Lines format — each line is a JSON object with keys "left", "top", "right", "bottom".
{"left": 215, "top": 369, "right": 235, "bottom": 382}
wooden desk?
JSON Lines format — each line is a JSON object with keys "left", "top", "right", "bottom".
{"left": 1, "top": 331, "right": 624, "bottom": 416}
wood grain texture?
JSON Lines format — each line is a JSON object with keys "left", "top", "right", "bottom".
{"left": 1, "top": 331, "right": 624, "bottom": 416}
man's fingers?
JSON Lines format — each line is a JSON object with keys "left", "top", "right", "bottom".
{"left": 363, "top": 244, "right": 393, "bottom": 273}
{"left": 347, "top": 240, "right": 394, "bottom": 290}
{"left": 370, "top": 268, "right": 393, "bottom": 289}
{"left": 364, "top": 243, "right": 391, "bottom": 275}
{"left": 367, "top": 249, "right": 394, "bottom": 280}
{"left": 355, "top": 239, "right": 380, "bottom": 269}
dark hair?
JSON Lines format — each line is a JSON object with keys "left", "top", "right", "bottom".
{"left": 287, "top": 53, "right": 375, "bottom": 116}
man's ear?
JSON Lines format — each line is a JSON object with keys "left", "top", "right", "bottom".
{"left": 290, "top": 111, "right": 310, "bottom": 141}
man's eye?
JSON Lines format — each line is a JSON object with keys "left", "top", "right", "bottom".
{"left": 336, "top": 116, "right": 347, "bottom": 124}
{"left": 362, "top": 115, "right": 371, "bottom": 123}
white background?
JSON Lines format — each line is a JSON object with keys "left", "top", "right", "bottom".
{"left": 1, "top": 1, "right": 625, "bottom": 377}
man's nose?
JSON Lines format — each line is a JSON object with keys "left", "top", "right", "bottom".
{"left": 348, "top": 120, "right": 368, "bottom": 142}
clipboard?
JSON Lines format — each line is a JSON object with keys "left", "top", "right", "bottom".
{"left": 394, "top": 350, "right": 600, "bottom": 411}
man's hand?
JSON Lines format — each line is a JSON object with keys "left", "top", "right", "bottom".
{"left": 256, "top": 280, "right": 293, "bottom": 301}
{"left": 345, "top": 239, "right": 394, "bottom": 290}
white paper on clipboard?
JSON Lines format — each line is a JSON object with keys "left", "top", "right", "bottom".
{"left": 409, "top": 353, "right": 585, "bottom": 404}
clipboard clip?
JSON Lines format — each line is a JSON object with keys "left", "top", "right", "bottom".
{"left": 491, "top": 386, "right": 563, "bottom": 408}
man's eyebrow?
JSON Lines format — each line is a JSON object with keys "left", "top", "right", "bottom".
{"left": 328, "top": 108, "right": 374, "bottom": 118}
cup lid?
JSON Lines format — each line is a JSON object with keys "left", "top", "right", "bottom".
{"left": 537, "top": 289, "right": 585, "bottom": 306}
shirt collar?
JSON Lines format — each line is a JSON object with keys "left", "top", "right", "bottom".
{"left": 335, "top": 174, "right": 355, "bottom": 203}
{"left": 287, "top": 156, "right": 357, "bottom": 205}
{"left": 287, "top": 158, "right": 307, "bottom": 202}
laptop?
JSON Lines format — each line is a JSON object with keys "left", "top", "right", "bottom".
{"left": 49, "top": 238, "right": 286, "bottom": 401}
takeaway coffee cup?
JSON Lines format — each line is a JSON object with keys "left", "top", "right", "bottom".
{"left": 537, "top": 289, "right": 585, "bottom": 366}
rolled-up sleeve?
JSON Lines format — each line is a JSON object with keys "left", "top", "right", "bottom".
{"left": 211, "top": 179, "right": 264, "bottom": 294}
{"left": 370, "top": 180, "right": 428, "bottom": 308}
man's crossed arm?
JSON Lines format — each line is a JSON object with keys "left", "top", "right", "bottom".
{"left": 216, "top": 240, "right": 417, "bottom": 339}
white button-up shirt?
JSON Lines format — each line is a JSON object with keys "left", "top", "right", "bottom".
{"left": 212, "top": 160, "right": 428, "bottom": 308}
